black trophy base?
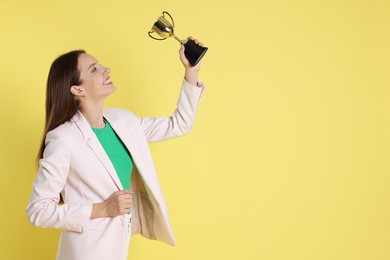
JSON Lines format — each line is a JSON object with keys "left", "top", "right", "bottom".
{"left": 184, "top": 39, "right": 208, "bottom": 66}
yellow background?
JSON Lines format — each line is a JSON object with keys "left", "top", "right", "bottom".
{"left": 0, "top": 0, "right": 389, "bottom": 259}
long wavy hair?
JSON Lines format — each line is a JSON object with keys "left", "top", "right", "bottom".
{"left": 37, "top": 50, "right": 85, "bottom": 161}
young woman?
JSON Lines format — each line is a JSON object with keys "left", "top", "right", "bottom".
{"left": 26, "top": 38, "right": 206, "bottom": 260}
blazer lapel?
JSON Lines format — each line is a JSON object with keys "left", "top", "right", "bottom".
{"left": 72, "top": 111, "right": 123, "bottom": 191}
{"left": 103, "top": 113, "right": 148, "bottom": 187}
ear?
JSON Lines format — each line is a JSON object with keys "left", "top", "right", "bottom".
{"left": 70, "top": 85, "right": 85, "bottom": 97}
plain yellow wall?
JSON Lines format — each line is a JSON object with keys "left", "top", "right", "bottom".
{"left": 0, "top": 0, "right": 389, "bottom": 259}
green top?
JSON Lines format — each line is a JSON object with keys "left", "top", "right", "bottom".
{"left": 92, "top": 119, "right": 133, "bottom": 190}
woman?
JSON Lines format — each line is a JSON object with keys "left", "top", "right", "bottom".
{"left": 26, "top": 38, "right": 206, "bottom": 260}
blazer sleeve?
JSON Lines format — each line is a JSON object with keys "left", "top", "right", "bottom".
{"left": 26, "top": 130, "right": 92, "bottom": 233}
{"left": 140, "top": 79, "right": 205, "bottom": 142}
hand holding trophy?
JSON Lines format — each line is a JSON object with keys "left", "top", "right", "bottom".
{"left": 148, "top": 11, "right": 208, "bottom": 66}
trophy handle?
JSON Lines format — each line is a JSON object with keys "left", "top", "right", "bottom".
{"left": 148, "top": 31, "right": 166, "bottom": 40}
{"left": 162, "top": 11, "right": 174, "bottom": 28}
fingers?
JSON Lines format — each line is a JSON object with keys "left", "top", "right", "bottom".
{"left": 180, "top": 36, "right": 204, "bottom": 70}
{"left": 179, "top": 44, "right": 190, "bottom": 67}
{"left": 105, "top": 190, "right": 134, "bottom": 217}
{"left": 113, "top": 190, "right": 133, "bottom": 202}
{"left": 188, "top": 36, "right": 204, "bottom": 47}
{"left": 179, "top": 44, "right": 185, "bottom": 55}
{"left": 116, "top": 190, "right": 133, "bottom": 206}
{"left": 113, "top": 190, "right": 132, "bottom": 198}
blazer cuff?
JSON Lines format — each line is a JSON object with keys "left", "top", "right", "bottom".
{"left": 182, "top": 79, "right": 206, "bottom": 95}
{"left": 63, "top": 204, "right": 93, "bottom": 233}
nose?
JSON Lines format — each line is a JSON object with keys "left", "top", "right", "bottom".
{"left": 99, "top": 65, "right": 110, "bottom": 74}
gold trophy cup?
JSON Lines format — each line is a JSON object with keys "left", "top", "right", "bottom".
{"left": 148, "top": 11, "right": 208, "bottom": 66}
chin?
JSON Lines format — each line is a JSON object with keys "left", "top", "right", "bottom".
{"left": 108, "top": 85, "right": 116, "bottom": 93}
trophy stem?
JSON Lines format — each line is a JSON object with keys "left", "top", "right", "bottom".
{"left": 171, "top": 33, "right": 186, "bottom": 45}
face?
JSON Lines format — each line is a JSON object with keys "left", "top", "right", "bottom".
{"left": 72, "top": 53, "right": 115, "bottom": 102}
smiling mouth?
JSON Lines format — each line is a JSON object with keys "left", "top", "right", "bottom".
{"left": 103, "top": 77, "right": 112, "bottom": 85}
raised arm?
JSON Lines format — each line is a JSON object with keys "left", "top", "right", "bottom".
{"left": 140, "top": 37, "right": 206, "bottom": 142}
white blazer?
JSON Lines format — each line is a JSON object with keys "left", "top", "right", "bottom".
{"left": 26, "top": 80, "right": 205, "bottom": 260}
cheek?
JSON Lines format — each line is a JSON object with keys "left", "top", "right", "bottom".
{"left": 84, "top": 78, "right": 102, "bottom": 89}
{"left": 93, "top": 76, "right": 103, "bottom": 86}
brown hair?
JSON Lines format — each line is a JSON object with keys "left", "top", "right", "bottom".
{"left": 37, "top": 50, "right": 86, "bottom": 161}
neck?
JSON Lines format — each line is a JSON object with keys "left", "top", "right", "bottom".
{"left": 78, "top": 101, "right": 105, "bottom": 128}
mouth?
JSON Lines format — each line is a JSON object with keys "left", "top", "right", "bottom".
{"left": 103, "top": 77, "right": 113, "bottom": 86}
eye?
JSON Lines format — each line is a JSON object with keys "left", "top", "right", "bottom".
{"left": 91, "top": 67, "right": 97, "bottom": 73}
